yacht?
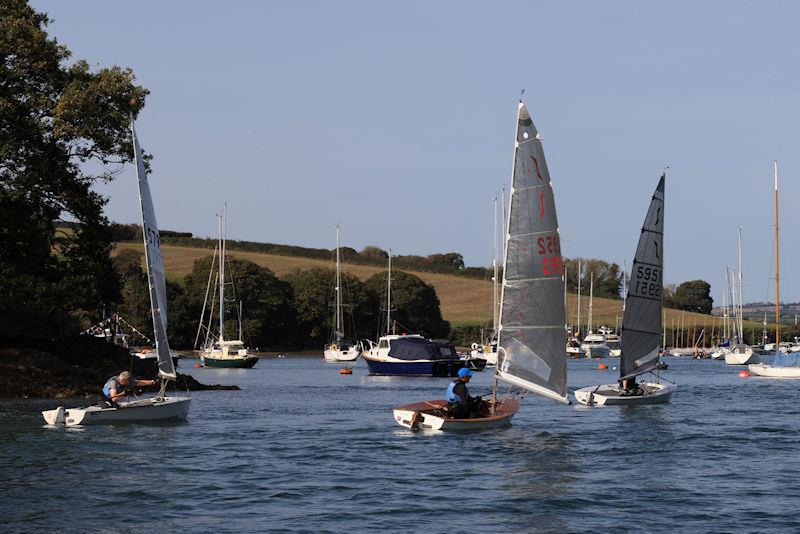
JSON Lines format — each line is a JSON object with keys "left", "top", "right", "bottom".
{"left": 362, "top": 334, "right": 466, "bottom": 376}
{"left": 580, "top": 332, "right": 611, "bottom": 358}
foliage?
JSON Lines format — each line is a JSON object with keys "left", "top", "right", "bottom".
{"left": 284, "top": 267, "right": 375, "bottom": 346}
{"left": 671, "top": 280, "right": 713, "bottom": 314}
{"left": 564, "top": 258, "right": 622, "bottom": 300}
{"left": 0, "top": 0, "right": 147, "bottom": 318}
{"left": 364, "top": 270, "right": 450, "bottom": 339}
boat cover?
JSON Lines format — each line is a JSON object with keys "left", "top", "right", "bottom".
{"left": 388, "top": 337, "right": 458, "bottom": 360}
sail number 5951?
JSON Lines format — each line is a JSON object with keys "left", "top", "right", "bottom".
{"left": 634, "top": 265, "right": 660, "bottom": 297}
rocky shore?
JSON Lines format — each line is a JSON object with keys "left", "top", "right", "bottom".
{"left": 0, "top": 335, "right": 239, "bottom": 398}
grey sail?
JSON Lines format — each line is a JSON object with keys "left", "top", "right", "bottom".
{"left": 131, "top": 120, "right": 177, "bottom": 379}
{"left": 496, "top": 102, "right": 568, "bottom": 404}
{"left": 620, "top": 174, "right": 665, "bottom": 379}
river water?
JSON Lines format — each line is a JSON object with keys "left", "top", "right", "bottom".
{"left": 2, "top": 356, "right": 799, "bottom": 533}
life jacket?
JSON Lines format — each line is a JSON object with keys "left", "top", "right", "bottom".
{"left": 102, "top": 376, "right": 121, "bottom": 397}
{"left": 446, "top": 380, "right": 462, "bottom": 403}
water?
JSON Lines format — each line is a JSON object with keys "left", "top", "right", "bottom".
{"left": 2, "top": 357, "right": 800, "bottom": 533}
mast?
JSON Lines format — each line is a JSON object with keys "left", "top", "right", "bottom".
{"left": 622, "top": 259, "right": 627, "bottom": 314}
{"left": 737, "top": 226, "right": 744, "bottom": 339}
{"left": 492, "top": 196, "right": 499, "bottom": 337}
{"left": 386, "top": 249, "right": 392, "bottom": 335}
{"left": 335, "top": 224, "right": 342, "bottom": 341}
{"left": 218, "top": 207, "right": 226, "bottom": 343}
{"left": 722, "top": 267, "right": 728, "bottom": 341}
{"left": 576, "top": 260, "right": 582, "bottom": 338}
{"left": 238, "top": 301, "right": 243, "bottom": 341}
{"left": 588, "top": 272, "right": 594, "bottom": 334}
{"left": 774, "top": 160, "right": 780, "bottom": 347}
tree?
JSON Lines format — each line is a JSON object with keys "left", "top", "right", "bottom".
{"left": 285, "top": 267, "right": 375, "bottom": 346}
{"left": 360, "top": 245, "right": 388, "bottom": 259}
{"left": 672, "top": 280, "right": 713, "bottom": 314}
{"left": 182, "top": 256, "right": 296, "bottom": 349}
{"left": 364, "top": 271, "right": 450, "bottom": 339}
{"left": 564, "top": 258, "right": 622, "bottom": 300}
{"left": 0, "top": 1, "right": 148, "bottom": 317}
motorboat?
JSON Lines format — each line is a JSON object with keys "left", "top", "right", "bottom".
{"left": 362, "top": 334, "right": 466, "bottom": 376}
{"left": 581, "top": 332, "right": 611, "bottom": 358}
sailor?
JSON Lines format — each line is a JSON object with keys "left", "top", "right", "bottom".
{"left": 101, "top": 371, "right": 157, "bottom": 407}
{"left": 620, "top": 376, "right": 644, "bottom": 396}
{"left": 446, "top": 368, "right": 482, "bottom": 418}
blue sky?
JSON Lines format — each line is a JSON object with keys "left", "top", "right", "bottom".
{"left": 34, "top": 0, "right": 800, "bottom": 304}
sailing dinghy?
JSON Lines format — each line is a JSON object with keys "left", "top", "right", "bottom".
{"left": 43, "top": 118, "right": 191, "bottom": 425}
{"left": 574, "top": 175, "right": 675, "bottom": 406}
{"left": 393, "top": 100, "right": 569, "bottom": 430}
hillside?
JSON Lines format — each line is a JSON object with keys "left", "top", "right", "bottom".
{"left": 113, "top": 242, "right": 737, "bottom": 338}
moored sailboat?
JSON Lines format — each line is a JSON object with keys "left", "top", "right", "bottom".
{"left": 393, "top": 100, "right": 568, "bottom": 429}
{"left": 574, "top": 174, "right": 675, "bottom": 406}
{"left": 748, "top": 162, "right": 800, "bottom": 378}
{"left": 323, "top": 224, "right": 361, "bottom": 362}
{"left": 43, "top": 117, "right": 191, "bottom": 425}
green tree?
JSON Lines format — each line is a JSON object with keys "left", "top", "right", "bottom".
{"left": 182, "top": 256, "right": 296, "bottom": 349}
{"left": 564, "top": 258, "right": 622, "bottom": 300}
{"left": 285, "top": 267, "right": 375, "bottom": 346}
{"left": 672, "top": 280, "right": 713, "bottom": 314}
{"left": 364, "top": 270, "right": 450, "bottom": 339}
{"left": 0, "top": 1, "right": 148, "bottom": 317}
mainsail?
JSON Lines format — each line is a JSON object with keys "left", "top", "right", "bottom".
{"left": 619, "top": 174, "right": 665, "bottom": 380}
{"left": 131, "top": 120, "right": 177, "bottom": 379}
{"left": 496, "top": 102, "right": 568, "bottom": 404}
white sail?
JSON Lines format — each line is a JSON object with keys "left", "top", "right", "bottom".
{"left": 496, "top": 101, "right": 568, "bottom": 404}
{"left": 131, "top": 119, "right": 176, "bottom": 379}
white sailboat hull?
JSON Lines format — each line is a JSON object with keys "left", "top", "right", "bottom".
{"left": 574, "top": 382, "right": 675, "bottom": 406}
{"left": 724, "top": 350, "right": 755, "bottom": 365}
{"left": 470, "top": 348, "right": 498, "bottom": 365}
{"left": 42, "top": 396, "right": 191, "bottom": 426}
{"left": 323, "top": 346, "right": 361, "bottom": 362}
{"left": 747, "top": 364, "right": 800, "bottom": 378}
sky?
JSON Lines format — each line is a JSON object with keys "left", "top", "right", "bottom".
{"left": 33, "top": 0, "right": 800, "bottom": 305}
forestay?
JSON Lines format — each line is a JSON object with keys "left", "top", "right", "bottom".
{"left": 620, "top": 175, "right": 665, "bottom": 380}
{"left": 496, "top": 102, "right": 568, "bottom": 404}
{"left": 131, "top": 120, "right": 177, "bottom": 379}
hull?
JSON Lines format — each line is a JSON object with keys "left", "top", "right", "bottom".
{"left": 43, "top": 396, "right": 191, "bottom": 426}
{"left": 582, "top": 345, "right": 611, "bottom": 358}
{"left": 748, "top": 364, "right": 800, "bottom": 378}
{"left": 724, "top": 351, "right": 755, "bottom": 365}
{"left": 574, "top": 382, "right": 675, "bottom": 406}
{"left": 393, "top": 398, "right": 519, "bottom": 431}
{"left": 323, "top": 346, "right": 361, "bottom": 362}
{"left": 363, "top": 355, "right": 466, "bottom": 377}
{"left": 202, "top": 355, "right": 259, "bottom": 368}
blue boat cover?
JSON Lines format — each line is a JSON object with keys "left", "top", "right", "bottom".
{"left": 387, "top": 337, "right": 458, "bottom": 361}
{"left": 769, "top": 351, "right": 800, "bottom": 367}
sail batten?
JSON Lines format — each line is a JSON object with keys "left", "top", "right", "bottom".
{"left": 620, "top": 174, "right": 665, "bottom": 379}
{"left": 131, "top": 120, "right": 177, "bottom": 379}
{"left": 497, "top": 102, "right": 567, "bottom": 402}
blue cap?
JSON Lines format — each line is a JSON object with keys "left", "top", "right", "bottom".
{"left": 458, "top": 367, "right": 473, "bottom": 378}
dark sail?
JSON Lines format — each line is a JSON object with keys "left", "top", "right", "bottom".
{"left": 496, "top": 102, "right": 568, "bottom": 404}
{"left": 620, "top": 175, "right": 665, "bottom": 379}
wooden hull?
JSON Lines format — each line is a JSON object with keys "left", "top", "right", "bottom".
{"left": 42, "top": 396, "right": 191, "bottom": 426}
{"left": 392, "top": 398, "right": 519, "bottom": 431}
{"left": 202, "top": 355, "right": 259, "bottom": 368}
{"left": 574, "top": 382, "right": 675, "bottom": 406}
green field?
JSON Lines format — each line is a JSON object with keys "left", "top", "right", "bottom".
{"left": 114, "top": 242, "right": 741, "bottom": 339}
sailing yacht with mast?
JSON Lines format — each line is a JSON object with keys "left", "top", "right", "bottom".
{"left": 200, "top": 205, "right": 259, "bottom": 368}
{"left": 393, "top": 99, "right": 569, "bottom": 429}
{"left": 470, "top": 196, "right": 502, "bottom": 365}
{"left": 574, "top": 174, "right": 675, "bottom": 406}
{"left": 749, "top": 162, "right": 800, "bottom": 377}
{"left": 323, "top": 224, "right": 361, "bottom": 362}
{"left": 43, "top": 117, "right": 190, "bottom": 425}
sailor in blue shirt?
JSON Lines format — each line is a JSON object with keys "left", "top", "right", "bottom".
{"left": 446, "top": 368, "right": 481, "bottom": 418}
{"left": 101, "top": 371, "right": 157, "bottom": 407}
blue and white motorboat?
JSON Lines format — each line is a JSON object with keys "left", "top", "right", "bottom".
{"left": 362, "top": 334, "right": 466, "bottom": 376}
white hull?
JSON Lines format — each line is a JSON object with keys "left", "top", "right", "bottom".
{"left": 582, "top": 345, "right": 611, "bottom": 358}
{"left": 566, "top": 347, "right": 585, "bottom": 358}
{"left": 574, "top": 382, "right": 675, "bottom": 406}
{"left": 43, "top": 396, "right": 191, "bottom": 426}
{"left": 323, "top": 346, "right": 361, "bottom": 362}
{"left": 724, "top": 351, "right": 755, "bottom": 365}
{"left": 748, "top": 363, "right": 800, "bottom": 378}
{"left": 470, "top": 349, "right": 498, "bottom": 366}
{"left": 393, "top": 399, "right": 519, "bottom": 431}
